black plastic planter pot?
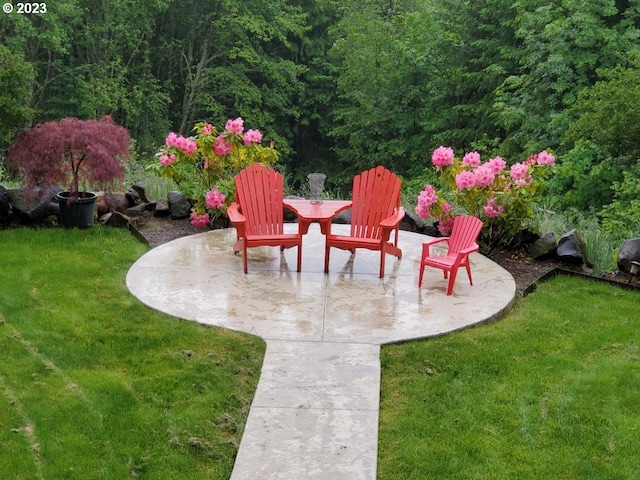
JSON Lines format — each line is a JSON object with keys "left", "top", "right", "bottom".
{"left": 56, "top": 191, "right": 97, "bottom": 228}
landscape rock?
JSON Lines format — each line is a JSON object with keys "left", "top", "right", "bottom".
{"left": 510, "top": 228, "right": 539, "bottom": 249}
{"left": 131, "top": 182, "right": 151, "bottom": 203}
{"left": 95, "top": 192, "right": 129, "bottom": 215}
{"left": 168, "top": 191, "right": 191, "bottom": 219}
{"left": 401, "top": 210, "right": 423, "bottom": 233}
{"left": 99, "top": 211, "right": 131, "bottom": 228}
{"left": 333, "top": 208, "right": 351, "bottom": 224}
{"left": 7, "top": 186, "right": 61, "bottom": 224}
{"left": 556, "top": 229, "right": 587, "bottom": 265}
{"left": 528, "top": 232, "right": 557, "bottom": 260}
{"left": 0, "top": 185, "right": 12, "bottom": 226}
{"left": 617, "top": 237, "right": 640, "bottom": 274}
{"left": 126, "top": 187, "right": 142, "bottom": 206}
{"left": 422, "top": 222, "right": 442, "bottom": 237}
{"left": 154, "top": 198, "right": 171, "bottom": 217}
{"left": 125, "top": 203, "right": 148, "bottom": 217}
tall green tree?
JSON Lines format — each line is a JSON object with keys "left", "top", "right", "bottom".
{"left": 285, "top": 0, "right": 339, "bottom": 185}
{"left": 0, "top": 0, "right": 171, "bottom": 152}
{"left": 328, "top": 0, "right": 441, "bottom": 184}
{"left": 551, "top": 56, "right": 640, "bottom": 211}
{"left": 0, "top": 0, "right": 80, "bottom": 119}
{"left": 326, "top": 0, "right": 518, "bottom": 184}
{"left": 426, "top": 0, "right": 518, "bottom": 155}
{"left": 152, "top": 0, "right": 308, "bottom": 159}
{"left": 494, "top": 0, "right": 640, "bottom": 155}
{"left": 0, "top": 45, "right": 34, "bottom": 149}
{"left": 1, "top": 0, "right": 309, "bottom": 158}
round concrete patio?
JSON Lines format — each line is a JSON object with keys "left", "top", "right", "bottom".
{"left": 126, "top": 224, "right": 516, "bottom": 344}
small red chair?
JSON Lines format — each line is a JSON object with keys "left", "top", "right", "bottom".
{"left": 227, "top": 163, "right": 302, "bottom": 273}
{"left": 324, "top": 166, "right": 405, "bottom": 278}
{"left": 418, "top": 215, "right": 483, "bottom": 295}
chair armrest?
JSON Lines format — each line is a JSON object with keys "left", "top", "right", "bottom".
{"left": 422, "top": 236, "right": 450, "bottom": 257}
{"left": 227, "top": 202, "right": 248, "bottom": 248}
{"left": 459, "top": 243, "right": 480, "bottom": 255}
{"left": 447, "top": 243, "right": 480, "bottom": 268}
{"left": 379, "top": 206, "right": 405, "bottom": 229}
{"left": 423, "top": 236, "right": 449, "bottom": 247}
{"left": 227, "top": 202, "right": 246, "bottom": 225}
{"left": 377, "top": 207, "right": 405, "bottom": 244}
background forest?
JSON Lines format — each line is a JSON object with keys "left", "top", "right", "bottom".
{"left": 1, "top": 0, "right": 640, "bottom": 237}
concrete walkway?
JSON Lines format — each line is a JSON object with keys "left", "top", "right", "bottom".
{"left": 126, "top": 224, "right": 516, "bottom": 479}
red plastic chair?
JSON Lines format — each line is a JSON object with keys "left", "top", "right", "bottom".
{"left": 324, "top": 166, "right": 405, "bottom": 277}
{"left": 418, "top": 215, "right": 483, "bottom": 295}
{"left": 227, "top": 163, "right": 302, "bottom": 273}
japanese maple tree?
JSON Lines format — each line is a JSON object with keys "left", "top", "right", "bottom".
{"left": 8, "top": 116, "right": 131, "bottom": 200}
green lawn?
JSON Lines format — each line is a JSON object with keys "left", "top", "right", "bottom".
{"left": 0, "top": 227, "right": 265, "bottom": 479}
{"left": 379, "top": 276, "right": 640, "bottom": 479}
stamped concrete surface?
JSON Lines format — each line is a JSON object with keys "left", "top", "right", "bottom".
{"left": 126, "top": 224, "right": 516, "bottom": 480}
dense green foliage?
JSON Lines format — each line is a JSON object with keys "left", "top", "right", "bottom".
{"left": 2, "top": 0, "right": 640, "bottom": 225}
{"left": 0, "top": 44, "right": 33, "bottom": 145}
{"left": 0, "top": 0, "right": 308, "bottom": 158}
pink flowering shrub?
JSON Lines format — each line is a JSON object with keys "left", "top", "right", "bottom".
{"left": 431, "top": 146, "right": 455, "bottom": 168}
{"left": 153, "top": 117, "right": 279, "bottom": 227}
{"left": 416, "top": 148, "right": 555, "bottom": 252}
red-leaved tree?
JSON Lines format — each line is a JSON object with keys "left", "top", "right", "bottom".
{"left": 8, "top": 116, "right": 131, "bottom": 200}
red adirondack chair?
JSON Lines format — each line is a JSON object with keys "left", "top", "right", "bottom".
{"left": 227, "top": 163, "right": 302, "bottom": 273}
{"left": 418, "top": 215, "right": 483, "bottom": 295}
{"left": 324, "top": 166, "right": 405, "bottom": 278}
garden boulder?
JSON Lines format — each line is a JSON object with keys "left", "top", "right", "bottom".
{"left": 0, "top": 185, "right": 12, "bottom": 225}
{"left": 7, "top": 186, "right": 60, "bottom": 224}
{"left": 168, "top": 191, "right": 191, "bottom": 219}
{"left": 400, "top": 210, "right": 423, "bottom": 233}
{"left": 617, "top": 238, "right": 640, "bottom": 274}
{"left": 153, "top": 198, "right": 171, "bottom": 217}
{"left": 333, "top": 208, "right": 351, "bottom": 225}
{"left": 96, "top": 192, "right": 129, "bottom": 216}
{"left": 528, "top": 232, "right": 557, "bottom": 260}
{"left": 556, "top": 229, "right": 587, "bottom": 265}
{"left": 131, "top": 182, "right": 151, "bottom": 203}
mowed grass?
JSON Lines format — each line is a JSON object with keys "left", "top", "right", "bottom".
{"left": 378, "top": 276, "right": 640, "bottom": 479}
{"left": 0, "top": 227, "right": 265, "bottom": 479}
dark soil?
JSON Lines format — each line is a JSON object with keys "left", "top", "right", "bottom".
{"left": 131, "top": 212, "right": 205, "bottom": 248}
{"left": 133, "top": 212, "right": 640, "bottom": 295}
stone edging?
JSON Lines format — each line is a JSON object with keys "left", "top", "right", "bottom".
{"left": 521, "top": 267, "right": 640, "bottom": 297}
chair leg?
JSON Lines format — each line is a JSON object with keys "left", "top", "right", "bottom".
{"left": 446, "top": 267, "right": 459, "bottom": 295}
{"left": 465, "top": 262, "right": 473, "bottom": 285}
{"left": 324, "top": 244, "right": 330, "bottom": 273}
{"left": 297, "top": 244, "right": 302, "bottom": 272}
{"left": 418, "top": 262, "right": 425, "bottom": 287}
{"left": 243, "top": 246, "right": 248, "bottom": 274}
{"left": 379, "top": 249, "right": 385, "bottom": 278}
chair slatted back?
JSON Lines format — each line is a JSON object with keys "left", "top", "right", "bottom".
{"left": 350, "top": 166, "right": 401, "bottom": 240}
{"left": 234, "top": 163, "right": 285, "bottom": 236}
{"left": 448, "top": 215, "right": 483, "bottom": 254}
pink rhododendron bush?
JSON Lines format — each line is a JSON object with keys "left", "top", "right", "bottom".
{"left": 416, "top": 146, "right": 555, "bottom": 253}
{"left": 153, "top": 118, "right": 279, "bottom": 226}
